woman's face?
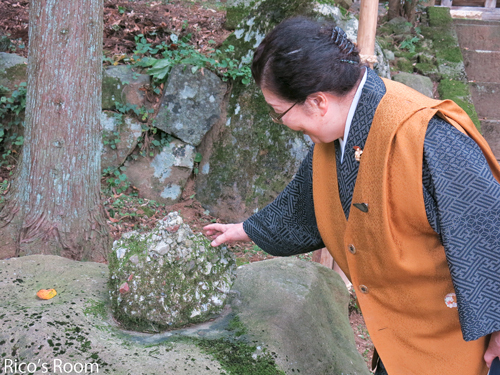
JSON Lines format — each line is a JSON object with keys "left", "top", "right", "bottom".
{"left": 261, "top": 88, "right": 350, "bottom": 144}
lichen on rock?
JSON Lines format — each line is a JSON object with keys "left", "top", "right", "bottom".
{"left": 108, "top": 212, "right": 236, "bottom": 331}
{"left": 124, "top": 139, "right": 196, "bottom": 204}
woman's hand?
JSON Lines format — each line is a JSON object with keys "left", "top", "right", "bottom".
{"left": 484, "top": 330, "right": 500, "bottom": 367}
{"left": 203, "top": 222, "right": 250, "bottom": 247}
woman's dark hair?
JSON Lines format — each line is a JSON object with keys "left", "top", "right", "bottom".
{"left": 252, "top": 17, "right": 363, "bottom": 102}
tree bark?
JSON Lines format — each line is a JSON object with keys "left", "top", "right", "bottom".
{"left": 403, "top": 0, "right": 420, "bottom": 23}
{"left": 388, "top": 0, "right": 401, "bottom": 20}
{"left": 0, "top": 0, "right": 109, "bottom": 261}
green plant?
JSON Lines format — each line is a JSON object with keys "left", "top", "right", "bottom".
{"left": 103, "top": 131, "right": 121, "bottom": 150}
{"left": 0, "top": 83, "right": 27, "bottom": 165}
{"left": 193, "top": 152, "right": 202, "bottom": 175}
{"left": 102, "top": 166, "right": 130, "bottom": 194}
{"left": 131, "top": 33, "right": 252, "bottom": 85}
{"left": 0, "top": 83, "right": 26, "bottom": 141}
{"left": 399, "top": 36, "right": 420, "bottom": 53}
{"left": 0, "top": 179, "right": 9, "bottom": 204}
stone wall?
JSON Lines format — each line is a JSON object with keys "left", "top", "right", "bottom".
{"left": 0, "top": 1, "right": 392, "bottom": 222}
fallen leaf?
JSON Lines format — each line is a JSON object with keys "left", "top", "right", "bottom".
{"left": 37, "top": 289, "right": 57, "bottom": 300}
{"left": 119, "top": 282, "right": 130, "bottom": 294}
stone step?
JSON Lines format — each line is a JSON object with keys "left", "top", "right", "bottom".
{"left": 461, "top": 50, "right": 500, "bottom": 82}
{"left": 455, "top": 21, "right": 500, "bottom": 51}
{"left": 481, "top": 120, "right": 500, "bottom": 161}
{"left": 470, "top": 82, "right": 500, "bottom": 118}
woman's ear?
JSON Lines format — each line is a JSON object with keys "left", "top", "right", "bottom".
{"left": 306, "top": 92, "right": 329, "bottom": 116}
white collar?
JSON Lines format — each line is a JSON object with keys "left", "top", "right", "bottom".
{"left": 338, "top": 68, "right": 368, "bottom": 163}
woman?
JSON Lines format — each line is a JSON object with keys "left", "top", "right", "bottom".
{"left": 204, "top": 17, "right": 500, "bottom": 375}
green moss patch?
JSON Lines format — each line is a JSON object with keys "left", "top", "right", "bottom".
{"left": 438, "top": 80, "right": 480, "bottom": 130}
{"left": 397, "top": 58, "right": 414, "bottom": 73}
{"left": 197, "top": 338, "right": 285, "bottom": 375}
{"left": 427, "top": 6, "right": 453, "bottom": 27}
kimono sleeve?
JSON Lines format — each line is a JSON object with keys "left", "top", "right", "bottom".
{"left": 424, "top": 116, "right": 500, "bottom": 341}
{"left": 243, "top": 146, "right": 325, "bottom": 256}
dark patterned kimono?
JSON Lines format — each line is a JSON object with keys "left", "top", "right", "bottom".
{"left": 243, "top": 69, "right": 500, "bottom": 372}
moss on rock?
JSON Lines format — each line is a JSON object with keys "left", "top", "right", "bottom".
{"left": 108, "top": 212, "right": 236, "bottom": 331}
{"left": 196, "top": 81, "right": 311, "bottom": 221}
{"left": 397, "top": 58, "right": 414, "bottom": 73}
{"left": 427, "top": 6, "right": 453, "bottom": 27}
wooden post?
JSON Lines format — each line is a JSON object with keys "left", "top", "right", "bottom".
{"left": 312, "top": 248, "right": 352, "bottom": 287}
{"left": 358, "top": 0, "right": 380, "bottom": 68}
{"left": 312, "top": 248, "right": 334, "bottom": 269}
{"left": 485, "top": 0, "right": 497, "bottom": 8}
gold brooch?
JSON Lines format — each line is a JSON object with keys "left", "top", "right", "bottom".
{"left": 353, "top": 146, "right": 363, "bottom": 162}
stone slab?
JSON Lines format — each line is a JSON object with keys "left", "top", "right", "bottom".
{"left": 462, "top": 50, "right": 500, "bottom": 82}
{"left": 230, "top": 258, "right": 370, "bottom": 375}
{"left": 0, "top": 254, "right": 370, "bottom": 375}
{"left": 455, "top": 21, "right": 500, "bottom": 51}
{"left": 470, "top": 82, "right": 500, "bottom": 118}
{"left": 481, "top": 120, "right": 500, "bottom": 161}
{"left": 0, "top": 255, "right": 224, "bottom": 375}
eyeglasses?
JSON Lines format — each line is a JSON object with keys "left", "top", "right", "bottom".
{"left": 269, "top": 101, "right": 299, "bottom": 124}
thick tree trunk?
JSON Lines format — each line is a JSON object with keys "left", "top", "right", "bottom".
{"left": 388, "top": 0, "right": 402, "bottom": 20}
{"left": 0, "top": 0, "right": 109, "bottom": 261}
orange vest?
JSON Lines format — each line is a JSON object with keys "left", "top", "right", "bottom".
{"left": 313, "top": 78, "right": 500, "bottom": 375}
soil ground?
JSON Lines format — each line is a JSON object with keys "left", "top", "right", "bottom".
{"left": 0, "top": 0, "right": 374, "bottom": 369}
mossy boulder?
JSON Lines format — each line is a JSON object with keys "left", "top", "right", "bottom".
{"left": 0, "top": 52, "right": 26, "bottom": 92}
{"left": 0, "top": 254, "right": 243, "bottom": 374}
{"left": 196, "top": 82, "right": 313, "bottom": 222}
{"left": 393, "top": 72, "right": 434, "bottom": 98}
{"left": 108, "top": 212, "right": 236, "bottom": 331}
{"left": 102, "top": 65, "right": 151, "bottom": 110}
{"left": 415, "top": 62, "right": 440, "bottom": 78}
{"left": 230, "top": 257, "right": 371, "bottom": 375}
{"left": 386, "top": 17, "right": 412, "bottom": 35}
{"left": 396, "top": 57, "right": 414, "bottom": 73}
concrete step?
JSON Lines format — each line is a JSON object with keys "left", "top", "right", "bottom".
{"left": 455, "top": 20, "right": 500, "bottom": 51}
{"left": 470, "top": 82, "right": 500, "bottom": 118}
{"left": 481, "top": 120, "right": 500, "bottom": 161}
{"left": 461, "top": 50, "right": 500, "bottom": 81}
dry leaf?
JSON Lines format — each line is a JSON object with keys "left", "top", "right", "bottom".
{"left": 37, "top": 289, "right": 57, "bottom": 300}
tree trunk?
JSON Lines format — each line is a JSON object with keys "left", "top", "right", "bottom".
{"left": 403, "top": 0, "right": 419, "bottom": 23}
{"left": 388, "top": 0, "right": 401, "bottom": 20}
{"left": 0, "top": 0, "right": 109, "bottom": 261}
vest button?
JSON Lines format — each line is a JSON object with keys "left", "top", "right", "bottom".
{"left": 359, "top": 285, "right": 369, "bottom": 294}
{"left": 348, "top": 244, "right": 356, "bottom": 254}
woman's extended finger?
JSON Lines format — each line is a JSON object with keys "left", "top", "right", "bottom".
{"left": 203, "top": 223, "right": 226, "bottom": 233}
{"left": 210, "top": 232, "right": 227, "bottom": 247}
